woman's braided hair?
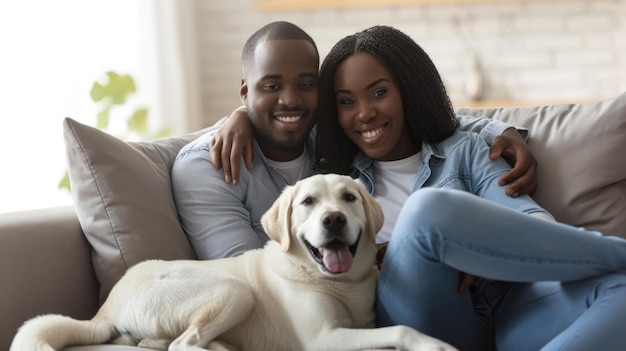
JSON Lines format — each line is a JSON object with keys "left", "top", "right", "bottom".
{"left": 314, "top": 25, "right": 458, "bottom": 175}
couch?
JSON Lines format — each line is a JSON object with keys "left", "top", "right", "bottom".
{"left": 2, "top": 92, "right": 625, "bottom": 350}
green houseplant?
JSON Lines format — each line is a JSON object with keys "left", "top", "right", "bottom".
{"left": 59, "top": 71, "right": 169, "bottom": 191}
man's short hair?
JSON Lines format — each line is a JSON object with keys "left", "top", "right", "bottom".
{"left": 241, "top": 21, "right": 318, "bottom": 77}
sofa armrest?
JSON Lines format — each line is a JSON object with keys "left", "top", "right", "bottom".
{"left": 0, "top": 206, "right": 100, "bottom": 350}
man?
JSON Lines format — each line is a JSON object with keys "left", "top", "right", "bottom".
{"left": 172, "top": 21, "right": 320, "bottom": 259}
{"left": 171, "top": 21, "right": 535, "bottom": 260}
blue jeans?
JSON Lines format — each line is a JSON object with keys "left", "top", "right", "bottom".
{"left": 376, "top": 188, "right": 626, "bottom": 351}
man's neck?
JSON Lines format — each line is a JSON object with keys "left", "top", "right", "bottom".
{"left": 258, "top": 142, "right": 306, "bottom": 162}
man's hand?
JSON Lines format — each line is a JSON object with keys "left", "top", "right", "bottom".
{"left": 489, "top": 128, "right": 538, "bottom": 197}
{"left": 210, "top": 107, "right": 254, "bottom": 185}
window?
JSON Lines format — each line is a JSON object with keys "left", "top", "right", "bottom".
{"left": 0, "top": 0, "right": 146, "bottom": 213}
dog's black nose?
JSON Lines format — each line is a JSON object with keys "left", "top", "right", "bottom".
{"left": 322, "top": 211, "right": 346, "bottom": 231}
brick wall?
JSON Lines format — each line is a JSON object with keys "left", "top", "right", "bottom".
{"left": 195, "top": 0, "right": 626, "bottom": 126}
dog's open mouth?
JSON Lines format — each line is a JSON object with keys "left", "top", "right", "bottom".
{"left": 305, "top": 234, "right": 360, "bottom": 274}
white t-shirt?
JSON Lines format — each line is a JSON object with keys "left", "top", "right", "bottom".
{"left": 373, "top": 152, "right": 422, "bottom": 243}
{"left": 267, "top": 146, "right": 309, "bottom": 186}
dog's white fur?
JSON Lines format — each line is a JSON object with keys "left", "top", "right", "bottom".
{"left": 11, "top": 174, "right": 456, "bottom": 351}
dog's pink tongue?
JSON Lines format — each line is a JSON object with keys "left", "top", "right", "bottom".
{"left": 319, "top": 244, "right": 353, "bottom": 273}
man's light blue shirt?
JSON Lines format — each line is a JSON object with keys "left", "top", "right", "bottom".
{"left": 172, "top": 130, "right": 316, "bottom": 260}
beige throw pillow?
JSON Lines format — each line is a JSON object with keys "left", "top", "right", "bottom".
{"left": 63, "top": 118, "right": 213, "bottom": 302}
{"left": 457, "top": 92, "right": 626, "bottom": 238}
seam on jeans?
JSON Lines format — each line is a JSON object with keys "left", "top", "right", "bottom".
{"left": 443, "top": 236, "right": 608, "bottom": 269}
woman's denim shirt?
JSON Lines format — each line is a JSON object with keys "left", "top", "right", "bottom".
{"left": 353, "top": 129, "right": 549, "bottom": 216}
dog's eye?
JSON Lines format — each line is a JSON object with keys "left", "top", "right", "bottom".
{"left": 302, "top": 197, "right": 315, "bottom": 205}
{"left": 343, "top": 193, "right": 357, "bottom": 202}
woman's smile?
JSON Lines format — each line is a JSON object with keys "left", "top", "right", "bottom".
{"left": 359, "top": 124, "right": 387, "bottom": 142}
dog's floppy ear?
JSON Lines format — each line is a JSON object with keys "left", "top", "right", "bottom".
{"left": 261, "top": 185, "right": 294, "bottom": 252}
{"left": 357, "top": 183, "right": 384, "bottom": 241}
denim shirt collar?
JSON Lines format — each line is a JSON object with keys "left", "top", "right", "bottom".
{"left": 353, "top": 140, "right": 447, "bottom": 194}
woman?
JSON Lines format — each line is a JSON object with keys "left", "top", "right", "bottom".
{"left": 314, "top": 25, "right": 626, "bottom": 351}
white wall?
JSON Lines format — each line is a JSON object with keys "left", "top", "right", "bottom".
{"left": 194, "top": 0, "right": 626, "bottom": 126}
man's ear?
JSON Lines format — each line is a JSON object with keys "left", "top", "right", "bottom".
{"left": 240, "top": 79, "right": 248, "bottom": 104}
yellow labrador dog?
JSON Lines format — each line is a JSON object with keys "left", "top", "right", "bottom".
{"left": 11, "top": 174, "right": 455, "bottom": 351}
